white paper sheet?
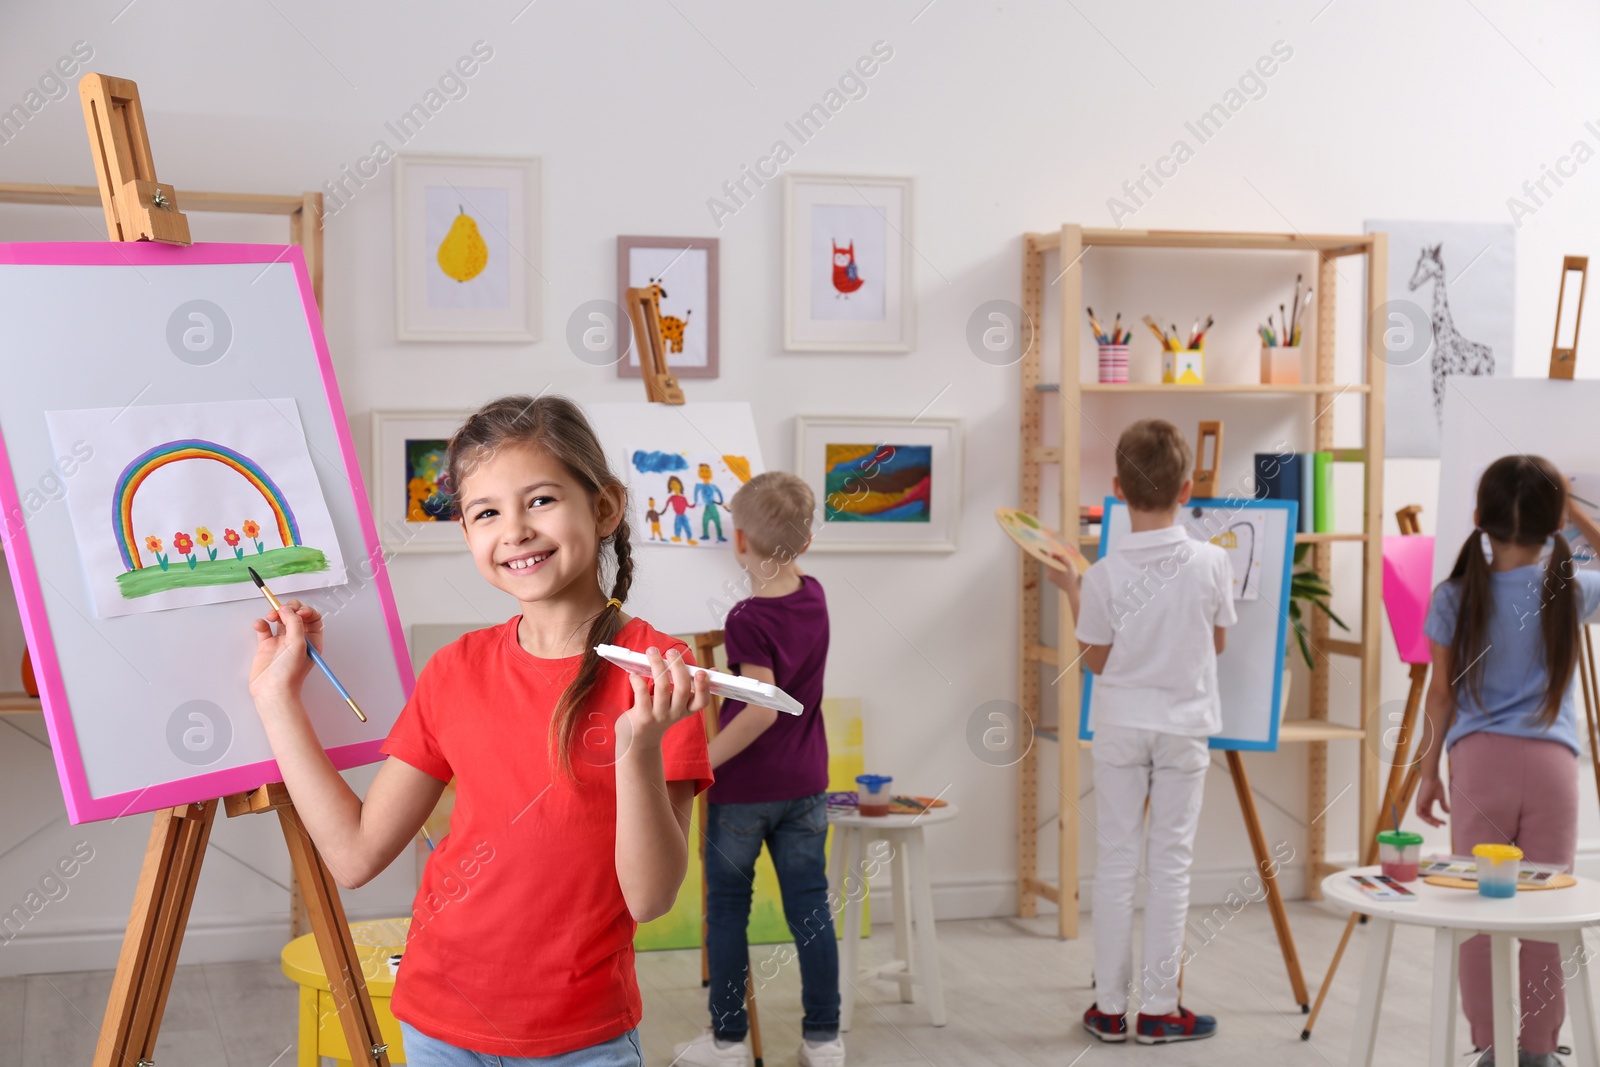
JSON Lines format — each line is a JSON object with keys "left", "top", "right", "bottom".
{"left": 46, "top": 398, "right": 349, "bottom": 618}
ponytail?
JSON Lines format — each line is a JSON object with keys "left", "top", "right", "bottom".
{"left": 1446, "top": 527, "right": 1494, "bottom": 714}
{"left": 1535, "top": 531, "right": 1580, "bottom": 729}
{"left": 550, "top": 515, "right": 636, "bottom": 778}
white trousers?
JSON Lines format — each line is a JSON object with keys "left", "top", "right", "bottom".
{"left": 1090, "top": 724, "right": 1210, "bottom": 1016}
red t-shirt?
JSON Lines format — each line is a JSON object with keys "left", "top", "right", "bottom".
{"left": 380, "top": 614, "right": 712, "bottom": 1057}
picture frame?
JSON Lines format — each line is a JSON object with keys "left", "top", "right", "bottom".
{"left": 795, "top": 415, "right": 961, "bottom": 553}
{"left": 395, "top": 153, "right": 541, "bottom": 342}
{"left": 372, "top": 409, "right": 473, "bottom": 553}
{"left": 784, "top": 173, "right": 914, "bottom": 352}
{"left": 616, "top": 235, "right": 719, "bottom": 379}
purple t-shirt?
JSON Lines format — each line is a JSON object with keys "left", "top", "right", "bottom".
{"left": 709, "top": 575, "right": 830, "bottom": 805}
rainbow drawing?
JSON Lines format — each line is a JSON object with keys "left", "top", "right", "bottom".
{"left": 113, "top": 439, "right": 301, "bottom": 571}
{"left": 823, "top": 443, "right": 931, "bottom": 523}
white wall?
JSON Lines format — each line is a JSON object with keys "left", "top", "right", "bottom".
{"left": 2, "top": 0, "right": 1599, "bottom": 974}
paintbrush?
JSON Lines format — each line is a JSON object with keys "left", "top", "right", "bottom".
{"left": 248, "top": 566, "right": 366, "bottom": 722}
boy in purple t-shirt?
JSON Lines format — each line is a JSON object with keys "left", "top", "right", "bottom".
{"left": 673, "top": 472, "right": 841, "bottom": 1067}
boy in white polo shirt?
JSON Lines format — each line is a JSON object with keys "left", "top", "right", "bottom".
{"left": 1049, "top": 418, "right": 1236, "bottom": 1045}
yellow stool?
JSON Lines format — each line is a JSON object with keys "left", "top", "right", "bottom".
{"left": 280, "top": 917, "right": 410, "bottom": 1066}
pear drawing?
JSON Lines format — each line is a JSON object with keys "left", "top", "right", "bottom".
{"left": 436, "top": 206, "right": 488, "bottom": 283}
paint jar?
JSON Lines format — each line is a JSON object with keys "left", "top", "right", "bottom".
{"left": 1097, "top": 343, "right": 1129, "bottom": 384}
{"left": 1473, "top": 843, "right": 1523, "bottom": 898}
{"left": 1260, "top": 345, "right": 1302, "bottom": 384}
{"left": 1376, "top": 829, "right": 1423, "bottom": 882}
{"left": 856, "top": 774, "right": 893, "bottom": 817}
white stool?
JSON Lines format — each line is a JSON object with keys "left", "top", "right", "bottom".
{"left": 1322, "top": 866, "right": 1600, "bottom": 1066}
{"left": 827, "top": 804, "right": 958, "bottom": 1030}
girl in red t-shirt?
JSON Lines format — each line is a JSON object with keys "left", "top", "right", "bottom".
{"left": 248, "top": 395, "right": 713, "bottom": 1064}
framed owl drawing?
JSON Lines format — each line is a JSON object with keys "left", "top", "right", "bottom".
{"left": 783, "top": 173, "right": 914, "bottom": 352}
{"left": 395, "top": 154, "right": 541, "bottom": 342}
{"left": 616, "top": 236, "right": 720, "bottom": 379}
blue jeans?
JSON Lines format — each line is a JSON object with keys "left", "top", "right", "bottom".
{"left": 398, "top": 1021, "right": 642, "bottom": 1066}
{"left": 705, "top": 792, "right": 840, "bottom": 1043}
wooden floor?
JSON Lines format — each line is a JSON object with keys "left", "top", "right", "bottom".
{"left": 0, "top": 901, "right": 1577, "bottom": 1065}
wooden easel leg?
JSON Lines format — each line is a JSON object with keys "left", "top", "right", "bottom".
{"left": 1303, "top": 665, "right": 1429, "bottom": 1039}
{"left": 278, "top": 805, "right": 391, "bottom": 1065}
{"left": 95, "top": 801, "right": 216, "bottom": 1067}
{"left": 746, "top": 968, "right": 764, "bottom": 1067}
{"left": 1581, "top": 628, "right": 1600, "bottom": 804}
{"left": 1225, "top": 751, "right": 1308, "bottom": 1011}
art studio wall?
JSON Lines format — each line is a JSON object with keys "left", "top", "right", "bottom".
{"left": 2, "top": 0, "right": 1600, "bottom": 971}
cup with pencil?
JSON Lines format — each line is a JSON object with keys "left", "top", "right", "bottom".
{"left": 1087, "top": 308, "right": 1130, "bottom": 383}
{"left": 1260, "top": 275, "right": 1314, "bottom": 384}
{"left": 1146, "top": 314, "right": 1210, "bottom": 385}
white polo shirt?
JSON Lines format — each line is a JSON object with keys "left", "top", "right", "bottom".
{"left": 1075, "top": 524, "right": 1237, "bottom": 737}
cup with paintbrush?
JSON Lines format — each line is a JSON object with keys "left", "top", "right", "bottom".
{"left": 1260, "top": 275, "right": 1314, "bottom": 384}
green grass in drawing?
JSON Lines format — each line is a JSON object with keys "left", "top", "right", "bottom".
{"left": 115, "top": 545, "right": 329, "bottom": 599}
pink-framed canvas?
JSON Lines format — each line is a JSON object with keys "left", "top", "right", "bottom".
{"left": 0, "top": 242, "right": 414, "bottom": 824}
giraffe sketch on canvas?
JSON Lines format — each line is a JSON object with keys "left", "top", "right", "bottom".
{"left": 1408, "top": 243, "right": 1495, "bottom": 421}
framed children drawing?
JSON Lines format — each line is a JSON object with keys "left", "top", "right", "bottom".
{"left": 395, "top": 154, "right": 541, "bottom": 342}
{"left": 372, "top": 410, "right": 472, "bottom": 553}
{"left": 616, "top": 235, "right": 719, "bottom": 379}
{"left": 795, "top": 415, "right": 961, "bottom": 552}
{"left": 784, "top": 174, "right": 914, "bottom": 352}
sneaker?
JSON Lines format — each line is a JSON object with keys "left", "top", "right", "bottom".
{"left": 671, "top": 1030, "right": 751, "bottom": 1066}
{"left": 1082, "top": 1004, "right": 1128, "bottom": 1043}
{"left": 1134, "top": 1006, "right": 1217, "bottom": 1044}
{"left": 798, "top": 1035, "right": 845, "bottom": 1066}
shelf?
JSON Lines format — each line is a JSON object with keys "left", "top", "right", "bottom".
{"left": 1040, "top": 720, "right": 1364, "bottom": 745}
{"left": 1278, "top": 718, "right": 1364, "bottom": 743}
{"left": 1073, "top": 382, "right": 1368, "bottom": 395}
{"left": 1029, "top": 228, "right": 1373, "bottom": 256}
{"left": 1076, "top": 531, "right": 1368, "bottom": 549}
{"left": 0, "top": 692, "right": 40, "bottom": 716}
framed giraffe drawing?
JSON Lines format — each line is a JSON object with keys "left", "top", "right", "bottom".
{"left": 1365, "top": 219, "right": 1513, "bottom": 458}
{"left": 616, "top": 236, "right": 719, "bottom": 379}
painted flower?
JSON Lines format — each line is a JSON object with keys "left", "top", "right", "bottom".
{"left": 242, "top": 519, "right": 260, "bottom": 538}
{"left": 145, "top": 535, "right": 163, "bottom": 555}
{"left": 224, "top": 527, "right": 243, "bottom": 559}
{"left": 195, "top": 527, "right": 213, "bottom": 547}
{"left": 173, "top": 532, "right": 193, "bottom": 554}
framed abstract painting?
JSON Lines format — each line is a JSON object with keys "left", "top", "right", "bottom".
{"left": 783, "top": 174, "right": 914, "bottom": 352}
{"left": 372, "top": 409, "right": 473, "bottom": 553}
{"left": 795, "top": 415, "right": 961, "bottom": 552}
{"left": 616, "top": 235, "right": 719, "bottom": 379}
{"left": 395, "top": 154, "right": 541, "bottom": 342}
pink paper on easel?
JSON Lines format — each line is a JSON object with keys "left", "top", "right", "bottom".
{"left": 1382, "top": 535, "right": 1435, "bottom": 665}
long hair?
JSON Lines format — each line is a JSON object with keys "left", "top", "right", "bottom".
{"left": 444, "top": 395, "right": 633, "bottom": 778}
{"left": 1445, "top": 454, "right": 1578, "bottom": 729}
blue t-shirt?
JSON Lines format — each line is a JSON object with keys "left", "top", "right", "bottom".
{"left": 1423, "top": 564, "right": 1600, "bottom": 755}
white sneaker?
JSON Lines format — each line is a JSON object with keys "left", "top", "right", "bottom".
{"left": 798, "top": 1036, "right": 846, "bottom": 1067}
{"left": 671, "top": 1030, "right": 751, "bottom": 1067}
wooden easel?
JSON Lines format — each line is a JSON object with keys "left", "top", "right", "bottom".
{"left": 79, "top": 73, "right": 391, "bottom": 1067}
{"left": 620, "top": 297, "right": 763, "bottom": 1061}
{"left": 625, "top": 284, "right": 685, "bottom": 404}
{"left": 1549, "top": 255, "right": 1587, "bottom": 380}
{"left": 1301, "top": 503, "right": 1430, "bottom": 1039}
{"left": 1192, "top": 420, "right": 1222, "bottom": 498}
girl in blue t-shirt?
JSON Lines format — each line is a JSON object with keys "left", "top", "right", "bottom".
{"left": 1415, "top": 455, "right": 1600, "bottom": 1063}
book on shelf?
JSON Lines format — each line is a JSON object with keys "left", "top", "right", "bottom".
{"left": 1254, "top": 451, "right": 1336, "bottom": 533}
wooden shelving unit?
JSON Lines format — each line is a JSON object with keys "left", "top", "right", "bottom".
{"left": 1016, "top": 225, "right": 1387, "bottom": 938}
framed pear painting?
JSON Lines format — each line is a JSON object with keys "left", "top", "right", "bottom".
{"left": 395, "top": 154, "right": 541, "bottom": 342}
